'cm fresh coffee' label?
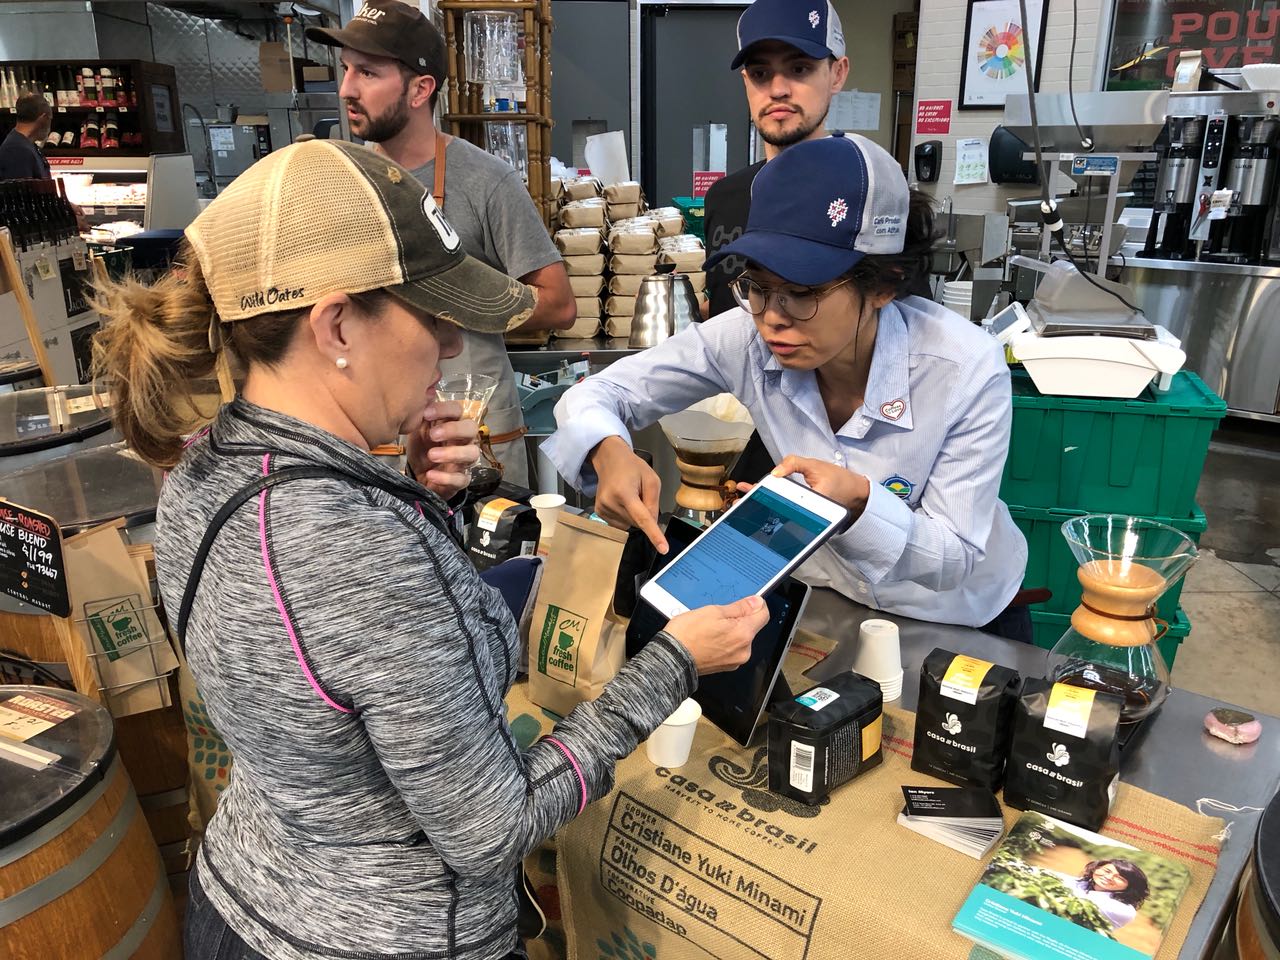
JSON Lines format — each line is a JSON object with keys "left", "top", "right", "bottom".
{"left": 537, "top": 604, "right": 585, "bottom": 687}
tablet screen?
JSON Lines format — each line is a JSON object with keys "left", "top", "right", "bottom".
{"left": 630, "top": 518, "right": 811, "bottom": 745}
{"left": 651, "top": 486, "right": 831, "bottom": 609}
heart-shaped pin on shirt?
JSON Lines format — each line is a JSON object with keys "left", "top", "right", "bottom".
{"left": 881, "top": 399, "right": 906, "bottom": 420}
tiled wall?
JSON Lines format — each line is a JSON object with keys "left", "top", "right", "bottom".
{"left": 912, "top": 0, "right": 1108, "bottom": 212}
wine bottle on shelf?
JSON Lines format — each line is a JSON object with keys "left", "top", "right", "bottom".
{"left": 100, "top": 68, "right": 116, "bottom": 107}
{"left": 80, "top": 67, "right": 97, "bottom": 106}
{"left": 0, "top": 69, "right": 12, "bottom": 110}
{"left": 81, "top": 118, "right": 100, "bottom": 150}
{"left": 102, "top": 113, "right": 119, "bottom": 150}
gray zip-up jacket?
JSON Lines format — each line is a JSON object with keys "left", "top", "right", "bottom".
{"left": 155, "top": 399, "right": 697, "bottom": 960}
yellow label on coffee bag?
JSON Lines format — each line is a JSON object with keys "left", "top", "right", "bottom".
{"left": 477, "top": 498, "right": 519, "bottom": 533}
{"left": 1044, "top": 682, "right": 1096, "bottom": 739}
{"left": 940, "top": 655, "right": 995, "bottom": 705}
{"left": 861, "top": 714, "right": 883, "bottom": 761}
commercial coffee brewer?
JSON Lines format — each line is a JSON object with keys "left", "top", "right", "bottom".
{"left": 1205, "top": 114, "right": 1279, "bottom": 263}
{"left": 1142, "top": 115, "right": 1206, "bottom": 260}
{"left": 1141, "top": 92, "right": 1280, "bottom": 265}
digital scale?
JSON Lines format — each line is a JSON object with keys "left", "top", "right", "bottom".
{"left": 988, "top": 259, "right": 1186, "bottom": 399}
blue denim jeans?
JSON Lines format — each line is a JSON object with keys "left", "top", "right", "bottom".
{"left": 185, "top": 863, "right": 264, "bottom": 960}
{"left": 186, "top": 860, "right": 528, "bottom": 959}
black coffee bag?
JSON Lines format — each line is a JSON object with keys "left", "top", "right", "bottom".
{"left": 1004, "top": 678, "right": 1122, "bottom": 832}
{"left": 911, "top": 648, "right": 1020, "bottom": 790}
{"left": 466, "top": 496, "right": 541, "bottom": 571}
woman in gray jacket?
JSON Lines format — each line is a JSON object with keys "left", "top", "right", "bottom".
{"left": 93, "top": 140, "right": 766, "bottom": 960}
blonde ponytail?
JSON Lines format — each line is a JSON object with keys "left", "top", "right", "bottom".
{"left": 91, "top": 245, "right": 228, "bottom": 468}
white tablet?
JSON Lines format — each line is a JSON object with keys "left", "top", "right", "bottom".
{"left": 638, "top": 474, "right": 848, "bottom": 619}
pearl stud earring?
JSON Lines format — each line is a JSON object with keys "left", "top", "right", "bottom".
{"left": 336, "top": 357, "right": 348, "bottom": 369}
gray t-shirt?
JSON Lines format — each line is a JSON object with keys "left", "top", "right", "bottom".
{"left": 412, "top": 137, "right": 560, "bottom": 485}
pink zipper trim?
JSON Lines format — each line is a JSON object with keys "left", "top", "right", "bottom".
{"left": 543, "top": 736, "right": 587, "bottom": 814}
{"left": 258, "top": 454, "right": 354, "bottom": 714}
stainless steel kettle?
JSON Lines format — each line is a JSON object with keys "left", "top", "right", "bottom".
{"left": 629, "top": 265, "right": 700, "bottom": 349}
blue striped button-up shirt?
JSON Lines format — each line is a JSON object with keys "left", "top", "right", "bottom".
{"left": 540, "top": 296, "right": 1028, "bottom": 628}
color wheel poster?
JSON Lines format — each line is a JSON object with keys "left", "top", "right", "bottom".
{"left": 960, "top": 0, "right": 1046, "bottom": 108}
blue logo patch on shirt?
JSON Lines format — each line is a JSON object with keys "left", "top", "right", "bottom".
{"left": 883, "top": 476, "right": 913, "bottom": 499}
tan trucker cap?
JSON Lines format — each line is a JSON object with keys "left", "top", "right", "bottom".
{"left": 185, "top": 139, "right": 535, "bottom": 333}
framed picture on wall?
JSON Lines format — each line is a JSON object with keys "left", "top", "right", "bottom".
{"left": 958, "top": 0, "right": 1050, "bottom": 109}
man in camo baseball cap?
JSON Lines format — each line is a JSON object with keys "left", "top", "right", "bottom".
{"left": 186, "top": 138, "right": 535, "bottom": 332}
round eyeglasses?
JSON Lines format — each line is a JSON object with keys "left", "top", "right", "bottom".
{"left": 729, "top": 274, "right": 853, "bottom": 322}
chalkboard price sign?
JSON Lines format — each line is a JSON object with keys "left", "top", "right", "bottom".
{"left": 0, "top": 502, "right": 70, "bottom": 617}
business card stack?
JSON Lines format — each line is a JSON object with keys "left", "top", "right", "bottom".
{"left": 897, "top": 785, "right": 1004, "bottom": 859}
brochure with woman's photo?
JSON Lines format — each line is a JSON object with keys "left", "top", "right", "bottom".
{"left": 953, "top": 812, "right": 1192, "bottom": 959}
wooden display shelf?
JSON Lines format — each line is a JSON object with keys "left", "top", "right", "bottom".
{"left": 444, "top": 112, "right": 550, "bottom": 124}
{"left": 440, "top": 0, "right": 555, "bottom": 225}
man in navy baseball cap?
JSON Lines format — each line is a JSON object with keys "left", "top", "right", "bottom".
{"left": 702, "top": 0, "right": 850, "bottom": 321}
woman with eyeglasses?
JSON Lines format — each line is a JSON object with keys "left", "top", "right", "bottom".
{"left": 543, "top": 133, "right": 1030, "bottom": 640}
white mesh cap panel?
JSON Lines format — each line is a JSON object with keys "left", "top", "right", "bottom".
{"left": 187, "top": 142, "right": 403, "bottom": 322}
{"left": 842, "top": 133, "right": 909, "bottom": 256}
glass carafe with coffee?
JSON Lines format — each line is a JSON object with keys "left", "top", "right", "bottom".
{"left": 1046, "top": 515, "right": 1199, "bottom": 726}
{"left": 434, "top": 373, "right": 502, "bottom": 495}
{"left": 658, "top": 395, "right": 754, "bottom": 527}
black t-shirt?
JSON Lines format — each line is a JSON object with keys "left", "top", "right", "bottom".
{"left": 0, "top": 130, "right": 51, "bottom": 181}
{"left": 702, "top": 160, "right": 765, "bottom": 318}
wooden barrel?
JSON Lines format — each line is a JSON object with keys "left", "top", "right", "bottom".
{"left": 0, "top": 685, "right": 182, "bottom": 959}
{"left": 115, "top": 691, "right": 193, "bottom": 876}
{"left": 1237, "top": 787, "right": 1280, "bottom": 960}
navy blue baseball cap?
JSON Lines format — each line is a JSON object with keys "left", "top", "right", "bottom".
{"left": 704, "top": 133, "right": 910, "bottom": 287}
{"left": 730, "top": 0, "right": 847, "bottom": 70}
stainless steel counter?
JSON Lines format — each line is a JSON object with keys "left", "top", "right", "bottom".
{"left": 798, "top": 587, "right": 1280, "bottom": 960}
{"left": 1120, "top": 252, "right": 1280, "bottom": 420}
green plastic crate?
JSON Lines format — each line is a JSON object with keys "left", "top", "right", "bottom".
{"left": 1001, "top": 370, "right": 1226, "bottom": 518}
{"left": 1010, "top": 503, "right": 1206, "bottom": 621}
{"left": 672, "top": 196, "right": 705, "bottom": 240}
{"left": 1029, "top": 607, "right": 1191, "bottom": 669}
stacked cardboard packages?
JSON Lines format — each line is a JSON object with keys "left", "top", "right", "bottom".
{"left": 658, "top": 234, "right": 707, "bottom": 302}
{"left": 604, "top": 181, "right": 645, "bottom": 223}
{"left": 605, "top": 217, "right": 662, "bottom": 338}
{"left": 556, "top": 227, "right": 607, "bottom": 338}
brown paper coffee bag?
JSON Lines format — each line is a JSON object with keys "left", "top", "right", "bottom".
{"left": 528, "top": 514, "right": 629, "bottom": 716}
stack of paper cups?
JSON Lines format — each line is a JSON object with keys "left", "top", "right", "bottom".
{"left": 852, "top": 619, "right": 903, "bottom": 701}
{"left": 941, "top": 280, "right": 973, "bottom": 320}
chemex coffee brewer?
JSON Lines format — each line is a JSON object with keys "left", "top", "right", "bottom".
{"left": 1045, "top": 515, "right": 1199, "bottom": 727}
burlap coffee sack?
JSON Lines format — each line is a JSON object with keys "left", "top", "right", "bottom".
{"left": 504, "top": 630, "right": 835, "bottom": 960}
{"left": 569, "top": 275, "right": 604, "bottom": 298}
{"left": 558, "top": 696, "right": 1223, "bottom": 960}
{"left": 564, "top": 254, "right": 606, "bottom": 276}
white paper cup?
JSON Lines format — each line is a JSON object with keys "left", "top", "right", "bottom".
{"left": 529, "top": 493, "right": 567, "bottom": 541}
{"left": 852, "top": 619, "right": 902, "bottom": 689}
{"left": 645, "top": 698, "right": 702, "bottom": 768}
{"left": 875, "top": 670, "right": 904, "bottom": 702}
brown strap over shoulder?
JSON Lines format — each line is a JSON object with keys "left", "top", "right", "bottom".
{"left": 433, "top": 132, "right": 451, "bottom": 205}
